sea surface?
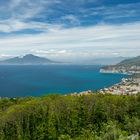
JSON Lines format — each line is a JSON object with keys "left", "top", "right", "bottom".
{"left": 0, "top": 65, "right": 128, "bottom": 97}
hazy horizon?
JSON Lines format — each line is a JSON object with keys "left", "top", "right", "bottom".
{"left": 0, "top": 53, "right": 133, "bottom": 65}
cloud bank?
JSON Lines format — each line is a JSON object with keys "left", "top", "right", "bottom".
{"left": 0, "top": 0, "right": 139, "bottom": 60}
{"left": 0, "top": 22, "right": 140, "bottom": 59}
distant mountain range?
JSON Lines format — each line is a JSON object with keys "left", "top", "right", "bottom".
{"left": 0, "top": 54, "right": 139, "bottom": 66}
{"left": 62, "top": 57, "right": 127, "bottom": 65}
{"left": 100, "top": 55, "right": 140, "bottom": 75}
{"left": 87, "top": 57, "right": 127, "bottom": 65}
{"left": 0, "top": 54, "right": 58, "bottom": 65}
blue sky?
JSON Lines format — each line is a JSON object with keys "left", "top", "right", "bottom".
{"left": 0, "top": 0, "right": 140, "bottom": 60}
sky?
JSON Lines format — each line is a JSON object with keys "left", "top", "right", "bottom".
{"left": 0, "top": 0, "right": 140, "bottom": 61}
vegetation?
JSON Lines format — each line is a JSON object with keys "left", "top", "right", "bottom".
{"left": 0, "top": 94, "right": 140, "bottom": 140}
{"left": 117, "top": 55, "right": 140, "bottom": 66}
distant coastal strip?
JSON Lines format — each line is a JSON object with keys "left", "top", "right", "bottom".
{"left": 99, "top": 55, "right": 140, "bottom": 95}
{"left": 100, "top": 56, "right": 140, "bottom": 75}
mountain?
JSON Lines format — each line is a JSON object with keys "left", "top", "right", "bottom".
{"left": 117, "top": 56, "right": 140, "bottom": 66}
{"left": 100, "top": 55, "right": 140, "bottom": 75}
{"left": 0, "top": 54, "right": 58, "bottom": 65}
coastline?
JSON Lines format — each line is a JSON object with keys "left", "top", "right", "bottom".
{"left": 99, "top": 68, "right": 140, "bottom": 95}
{"left": 100, "top": 68, "right": 132, "bottom": 75}
{"left": 69, "top": 69, "right": 140, "bottom": 96}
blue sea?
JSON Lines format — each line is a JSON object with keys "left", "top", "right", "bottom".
{"left": 0, "top": 65, "right": 127, "bottom": 97}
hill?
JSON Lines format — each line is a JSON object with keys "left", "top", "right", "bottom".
{"left": 0, "top": 54, "right": 58, "bottom": 65}
{"left": 100, "top": 55, "right": 140, "bottom": 75}
{"left": 117, "top": 56, "right": 140, "bottom": 66}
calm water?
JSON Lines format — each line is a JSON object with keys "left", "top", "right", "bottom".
{"left": 0, "top": 65, "right": 127, "bottom": 97}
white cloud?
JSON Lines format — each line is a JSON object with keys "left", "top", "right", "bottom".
{"left": 0, "top": 19, "right": 63, "bottom": 33}
{"left": 0, "top": 0, "right": 139, "bottom": 34}
{"left": 3, "top": 0, "right": 60, "bottom": 20}
{"left": 0, "top": 54, "right": 16, "bottom": 60}
{"left": 31, "top": 49, "right": 69, "bottom": 56}
{"left": 0, "top": 22, "right": 139, "bottom": 59}
{"left": 0, "top": 0, "right": 71, "bottom": 33}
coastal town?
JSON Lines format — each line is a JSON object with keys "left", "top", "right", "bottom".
{"left": 100, "top": 65, "right": 140, "bottom": 75}
{"left": 99, "top": 77, "right": 140, "bottom": 95}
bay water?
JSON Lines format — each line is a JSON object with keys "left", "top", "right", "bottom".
{"left": 0, "top": 65, "right": 127, "bottom": 97}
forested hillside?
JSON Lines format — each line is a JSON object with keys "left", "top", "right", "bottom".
{"left": 0, "top": 94, "right": 140, "bottom": 140}
{"left": 117, "top": 56, "right": 140, "bottom": 66}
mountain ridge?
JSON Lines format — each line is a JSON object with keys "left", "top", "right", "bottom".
{"left": 0, "top": 54, "right": 58, "bottom": 65}
{"left": 100, "top": 55, "right": 140, "bottom": 75}
{"left": 117, "top": 55, "right": 140, "bottom": 66}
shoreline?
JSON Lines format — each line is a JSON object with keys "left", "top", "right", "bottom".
{"left": 68, "top": 70, "right": 140, "bottom": 96}
{"left": 100, "top": 69, "right": 133, "bottom": 76}
{"left": 99, "top": 77, "right": 140, "bottom": 95}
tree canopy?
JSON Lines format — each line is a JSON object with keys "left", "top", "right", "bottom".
{"left": 0, "top": 94, "right": 140, "bottom": 140}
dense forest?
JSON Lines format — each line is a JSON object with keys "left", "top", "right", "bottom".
{"left": 0, "top": 94, "right": 140, "bottom": 140}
